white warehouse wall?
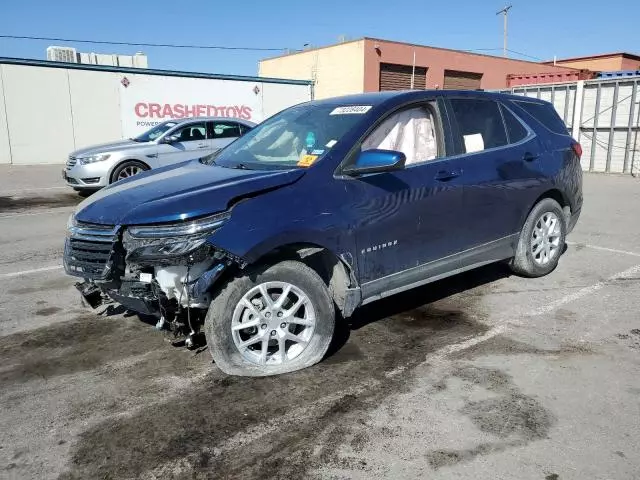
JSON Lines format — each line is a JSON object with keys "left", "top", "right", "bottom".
{"left": 0, "top": 61, "right": 312, "bottom": 165}
{"left": 0, "top": 69, "right": 11, "bottom": 164}
{"left": 260, "top": 82, "right": 312, "bottom": 120}
{"left": 68, "top": 69, "right": 123, "bottom": 149}
{"left": 1, "top": 64, "right": 75, "bottom": 164}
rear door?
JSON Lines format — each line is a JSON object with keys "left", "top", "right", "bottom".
{"left": 156, "top": 121, "right": 210, "bottom": 166}
{"left": 343, "top": 100, "right": 469, "bottom": 294}
{"left": 445, "top": 97, "right": 540, "bottom": 249}
{"left": 209, "top": 121, "right": 245, "bottom": 154}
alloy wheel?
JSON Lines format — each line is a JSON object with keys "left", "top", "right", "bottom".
{"left": 530, "top": 211, "right": 561, "bottom": 265}
{"left": 231, "top": 282, "right": 316, "bottom": 366}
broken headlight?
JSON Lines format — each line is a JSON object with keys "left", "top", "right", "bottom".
{"left": 123, "top": 212, "right": 229, "bottom": 263}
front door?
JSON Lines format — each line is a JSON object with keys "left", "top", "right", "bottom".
{"left": 157, "top": 121, "right": 210, "bottom": 166}
{"left": 343, "top": 103, "right": 468, "bottom": 298}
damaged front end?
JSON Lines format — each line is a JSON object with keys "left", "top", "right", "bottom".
{"left": 64, "top": 212, "right": 242, "bottom": 346}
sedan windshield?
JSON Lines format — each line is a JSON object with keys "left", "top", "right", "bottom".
{"left": 203, "top": 103, "right": 368, "bottom": 170}
{"left": 132, "top": 121, "right": 179, "bottom": 142}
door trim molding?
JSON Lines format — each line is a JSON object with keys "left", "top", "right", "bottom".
{"left": 361, "top": 233, "right": 518, "bottom": 304}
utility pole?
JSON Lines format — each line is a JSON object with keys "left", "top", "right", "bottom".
{"left": 496, "top": 5, "right": 512, "bottom": 58}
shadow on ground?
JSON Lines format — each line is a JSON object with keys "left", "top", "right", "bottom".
{"left": 0, "top": 192, "right": 81, "bottom": 213}
{"left": 43, "top": 264, "right": 510, "bottom": 479}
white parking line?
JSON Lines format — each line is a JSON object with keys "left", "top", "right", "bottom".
{"left": 0, "top": 265, "right": 64, "bottom": 279}
{"left": 528, "top": 263, "right": 640, "bottom": 316}
{"left": 427, "top": 324, "right": 508, "bottom": 362}
{"left": 568, "top": 241, "right": 640, "bottom": 258}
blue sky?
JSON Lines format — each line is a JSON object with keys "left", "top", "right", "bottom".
{"left": 0, "top": 0, "right": 637, "bottom": 77}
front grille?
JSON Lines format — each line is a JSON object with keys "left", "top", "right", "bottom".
{"left": 66, "top": 155, "right": 77, "bottom": 170}
{"left": 64, "top": 222, "right": 120, "bottom": 280}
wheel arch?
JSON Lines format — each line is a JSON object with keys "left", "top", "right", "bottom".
{"left": 248, "top": 242, "right": 360, "bottom": 318}
{"left": 109, "top": 158, "right": 151, "bottom": 183}
{"left": 521, "top": 188, "right": 571, "bottom": 230}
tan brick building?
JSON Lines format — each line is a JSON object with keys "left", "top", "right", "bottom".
{"left": 542, "top": 52, "right": 640, "bottom": 72}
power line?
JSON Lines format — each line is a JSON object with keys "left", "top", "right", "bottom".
{"left": 506, "top": 49, "right": 544, "bottom": 61}
{"left": 0, "top": 34, "right": 555, "bottom": 60}
{"left": 0, "top": 34, "right": 287, "bottom": 52}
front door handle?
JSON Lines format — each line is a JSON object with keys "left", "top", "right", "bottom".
{"left": 523, "top": 152, "right": 539, "bottom": 162}
{"left": 434, "top": 169, "right": 462, "bottom": 181}
{"left": 197, "top": 143, "right": 208, "bottom": 149}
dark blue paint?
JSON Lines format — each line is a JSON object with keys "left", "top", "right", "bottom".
{"left": 74, "top": 90, "right": 583, "bottom": 287}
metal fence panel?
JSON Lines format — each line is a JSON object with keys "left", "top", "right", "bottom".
{"left": 507, "top": 77, "right": 640, "bottom": 174}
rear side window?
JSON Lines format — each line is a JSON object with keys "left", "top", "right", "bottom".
{"left": 212, "top": 122, "right": 242, "bottom": 139}
{"left": 514, "top": 101, "right": 569, "bottom": 135}
{"left": 500, "top": 105, "right": 529, "bottom": 143}
{"left": 449, "top": 98, "right": 507, "bottom": 153}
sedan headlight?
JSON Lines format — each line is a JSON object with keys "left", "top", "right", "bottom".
{"left": 123, "top": 212, "right": 230, "bottom": 263}
{"left": 78, "top": 153, "right": 111, "bottom": 165}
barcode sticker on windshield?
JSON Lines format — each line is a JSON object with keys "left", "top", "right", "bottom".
{"left": 330, "top": 106, "right": 372, "bottom": 115}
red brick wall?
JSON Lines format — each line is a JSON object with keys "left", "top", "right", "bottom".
{"left": 362, "top": 39, "right": 578, "bottom": 91}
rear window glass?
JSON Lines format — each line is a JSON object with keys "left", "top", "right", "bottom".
{"left": 449, "top": 98, "right": 508, "bottom": 153}
{"left": 514, "top": 101, "right": 569, "bottom": 135}
{"left": 501, "top": 105, "right": 529, "bottom": 143}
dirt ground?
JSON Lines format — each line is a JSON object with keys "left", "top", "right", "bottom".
{"left": 0, "top": 167, "right": 639, "bottom": 480}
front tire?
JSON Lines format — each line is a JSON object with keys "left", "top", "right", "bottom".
{"left": 510, "top": 198, "right": 566, "bottom": 277}
{"left": 205, "top": 260, "right": 335, "bottom": 376}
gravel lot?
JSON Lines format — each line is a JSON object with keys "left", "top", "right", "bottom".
{"left": 0, "top": 166, "right": 639, "bottom": 480}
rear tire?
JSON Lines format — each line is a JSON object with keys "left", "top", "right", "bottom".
{"left": 205, "top": 260, "right": 335, "bottom": 376}
{"left": 510, "top": 198, "right": 566, "bottom": 278}
{"left": 110, "top": 160, "right": 148, "bottom": 184}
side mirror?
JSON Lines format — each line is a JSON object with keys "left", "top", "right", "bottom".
{"left": 162, "top": 134, "right": 180, "bottom": 144}
{"left": 343, "top": 149, "right": 406, "bottom": 176}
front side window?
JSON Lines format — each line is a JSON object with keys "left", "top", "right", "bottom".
{"left": 449, "top": 98, "right": 508, "bottom": 153}
{"left": 173, "top": 123, "right": 207, "bottom": 142}
{"left": 203, "top": 103, "right": 367, "bottom": 170}
{"left": 132, "top": 121, "right": 178, "bottom": 142}
{"left": 361, "top": 106, "right": 439, "bottom": 166}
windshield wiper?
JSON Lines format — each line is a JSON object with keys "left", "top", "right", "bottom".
{"left": 232, "top": 163, "right": 251, "bottom": 170}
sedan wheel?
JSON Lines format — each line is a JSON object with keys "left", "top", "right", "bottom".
{"left": 117, "top": 164, "right": 143, "bottom": 180}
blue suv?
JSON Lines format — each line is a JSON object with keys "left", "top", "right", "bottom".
{"left": 64, "top": 90, "right": 583, "bottom": 376}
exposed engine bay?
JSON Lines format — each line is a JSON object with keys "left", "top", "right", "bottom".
{"left": 65, "top": 213, "right": 243, "bottom": 348}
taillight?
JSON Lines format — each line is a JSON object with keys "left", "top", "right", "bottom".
{"left": 572, "top": 142, "right": 583, "bottom": 158}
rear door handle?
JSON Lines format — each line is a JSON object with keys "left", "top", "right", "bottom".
{"left": 523, "top": 152, "right": 539, "bottom": 162}
{"left": 434, "top": 169, "right": 462, "bottom": 181}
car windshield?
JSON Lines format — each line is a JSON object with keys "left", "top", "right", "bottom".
{"left": 132, "top": 121, "right": 179, "bottom": 142}
{"left": 202, "top": 103, "right": 368, "bottom": 170}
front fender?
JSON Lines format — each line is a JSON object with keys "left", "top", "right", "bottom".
{"left": 209, "top": 216, "right": 356, "bottom": 266}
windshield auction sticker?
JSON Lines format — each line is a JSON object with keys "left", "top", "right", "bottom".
{"left": 330, "top": 106, "right": 372, "bottom": 115}
{"left": 297, "top": 154, "right": 318, "bottom": 167}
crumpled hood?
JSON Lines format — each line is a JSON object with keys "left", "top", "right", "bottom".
{"left": 71, "top": 139, "right": 148, "bottom": 157}
{"left": 74, "top": 160, "right": 305, "bottom": 225}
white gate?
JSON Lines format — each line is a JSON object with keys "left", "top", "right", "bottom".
{"left": 506, "top": 77, "right": 640, "bottom": 175}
